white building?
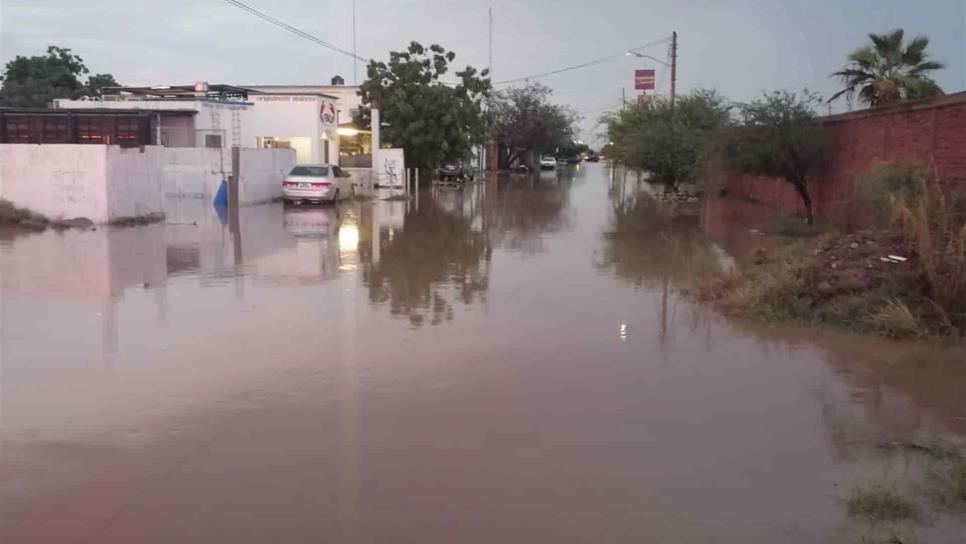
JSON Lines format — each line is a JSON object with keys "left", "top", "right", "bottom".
{"left": 248, "top": 92, "right": 340, "bottom": 164}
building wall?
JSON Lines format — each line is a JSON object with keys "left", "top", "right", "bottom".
{"left": 248, "top": 94, "right": 339, "bottom": 164}
{"left": 1, "top": 144, "right": 295, "bottom": 223}
{"left": 0, "top": 144, "right": 109, "bottom": 221}
{"left": 161, "top": 147, "right": 228, "bottom": 198}
{"left": 238, "top": 148, "right": 297, "bottom": 204}
{"left": 716, "top": 93, "right": 966, "bottom": 226}
{"left": 105, "top": 146, "right": 164, "bottom": 220}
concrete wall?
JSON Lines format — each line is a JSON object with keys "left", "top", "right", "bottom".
{"left": 1, "top": 144, "right": 108, "bottom": 221}
{"left": 716, "top": 92, "right": 966, "bottom": 226}
{"left": 161, "top": 147, "right": 227, "bottom": 198}
{"left": 248, "top": 94, "right": 339, "bottom": 164}
{"left": 238, "top": 148, "right": 297, "bottom": 204}
{"left": 1, "top": 144, "right": 295, "bottom": 222}
{"left": 105, "top": 146, "right": 164, "bottom": 220}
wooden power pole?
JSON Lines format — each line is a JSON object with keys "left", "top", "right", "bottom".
{"left": 670, "top": 31, "right": 678, "bottom": 108}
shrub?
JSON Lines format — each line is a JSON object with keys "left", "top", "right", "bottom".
{"left": 847, "top": 483, "right": 919, "bottom": 521}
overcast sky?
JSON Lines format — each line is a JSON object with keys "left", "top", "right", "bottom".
{"left": 2, "top": 0, "right": 964, "bottom": 145}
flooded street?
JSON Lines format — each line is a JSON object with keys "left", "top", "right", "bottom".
{"left": 2, "top": 164, "right": 965, "bottom": 543}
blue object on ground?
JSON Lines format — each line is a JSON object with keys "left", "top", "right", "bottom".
{"left": 213, "top": 180, "right": 229, "bottom": 207}
{"left": 213, "top": 202, "right": 228, "bottom": 225}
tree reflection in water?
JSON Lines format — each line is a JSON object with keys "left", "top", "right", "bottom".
{"left": 363, "top": 196, "right": 490, "bottom": 327}
{"left": 597, "top": 179, "right": 722, "bottom": 290}
{"left": 485, "top": 174, "right": 573, "bottom": 255}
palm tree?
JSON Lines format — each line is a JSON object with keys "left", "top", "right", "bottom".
{"left": 830, "top": 29, "right": 945, "bottom": 107}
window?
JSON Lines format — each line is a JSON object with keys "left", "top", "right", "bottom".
{"left": 42, "top": 117, "right": 69, "bottom": 143}
{"left": 290, "top": 166, "right": 329, "bottom": 177}
{"left": 77, "top": 117, "right": 112, "bottom": 144}
{"left": 204, "top": 134, "right": 223, "bottom": 148}
{"left": 116, "top": 117, "right": 142, "bottom": 147}
{"left": 4, "top": 117, "right": 32, "bottom": 143}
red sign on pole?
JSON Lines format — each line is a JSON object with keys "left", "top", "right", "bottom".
{"left": 634, "top": 69, "right": 656, "bottom": 91}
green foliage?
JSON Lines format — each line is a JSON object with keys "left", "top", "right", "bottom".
{"left": 847, "top": 483, "right": 920, "bottom": 522}
{"left": 830, "top": 29, "right": 945, "bottom": 107}
{"left": 603, "top": 89, "right": 730, "bottom": 191}
{"left": 359, "top": 42, "right": 491, "bottom": 170}
{"left": 489, "top": 83, "right": 576, "bottom": 169}
{"left": 925, "top": 452, "right": 966, "bottom": 509}
{"left": 723, "top": 91, "right": 825, "bottom": 224}
{"left": 0, "top": 46, "right": 120, "bottom": 107}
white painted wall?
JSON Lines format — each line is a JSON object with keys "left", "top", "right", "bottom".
{"left": 1, "top": 144, "right": 295, "bottom": 223}
{"left": 0, "top": 144, "right": 109, "bottom": 221}
{"left": 161, "top": 148, "right": 227, "bottom": 198}
{"left": 248, "top": 94, "right": 339, "bottom": 164}
{"left": 238, "top": 148, "right": 297, "bottom": 204}
{"left": 104, "top": 146, "right": 164, "bottom": 220}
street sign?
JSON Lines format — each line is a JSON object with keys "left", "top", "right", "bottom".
{"left": 634, "top": 69, "right": 656, "bottom": 91}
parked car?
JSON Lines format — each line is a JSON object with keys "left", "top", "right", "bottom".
{"left": 512, "top": 163, "right": 530, "bottom": 174}
{"left": 539, "top": 156, "right": 557, "bottom": 170}
{"left": 586, "top": 154, "right": 600, "bottom": 163}
{"left": 438, "top": 159, "right": 474, "bottom": 182}
{"left": 556, "top": 158, "right": 570, "bottom": 167}
{"left": 282, "top": 164, "right": 353, "bottom": 204}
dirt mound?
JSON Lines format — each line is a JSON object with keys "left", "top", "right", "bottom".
{"left": 810, "top": 231, "right": 922, "bottom": 299}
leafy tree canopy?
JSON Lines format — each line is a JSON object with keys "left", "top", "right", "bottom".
{"left": 724, "top": 90, "right": 825, "bottom": 224}
{"left": 830, "top": 28, "right": 945, "bottom": 107}
{"left": 359, "top": 42, "right": 491, "bottom": 169}
{"left": 489, "top": 83, "right": 576, "bottom": 169}
{"left": 0, "top": 46, "right": 120, "bottom": 107}
{"left": 604, "top": 89, "right": 731, "bottom": 190}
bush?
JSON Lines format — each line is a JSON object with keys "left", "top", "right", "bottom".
{"left": 847, "top": 483, "right": 920, "bottom": 521}
{"left": 862, "top": 163, "right": 966, "bottom": 326}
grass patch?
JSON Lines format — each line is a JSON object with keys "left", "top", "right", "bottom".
{"left": 109, "top": 213, "right": 164, "bottom": 227}
{"left": 382, "top": 194, "right": 411, "bottom": 202}
{"left": 847, "top": 483, "right": 919, "bottom": 522}
{"left": 925, "top": 453, "right": 966, "bottom": 510}
{"left": 0, "top": 199, "right": 50, "bottom": 229}
{"left": 867, "top": 299, "right": 927, "bottom": 339}
{"left": 761, "top": 212, "right": 831, "bottom": 238}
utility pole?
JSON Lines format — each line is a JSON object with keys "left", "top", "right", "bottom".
{"left": 621, "top": 87, "right": 626, "bottom": 120}
{"left": 488, "top": 6, "right": 493, "bottom": 78}
{"left": 670, "top": 31, "right": 678, "bottom": 108}
{"left": 352, "top": 0, "right": 358, "bottom": 84}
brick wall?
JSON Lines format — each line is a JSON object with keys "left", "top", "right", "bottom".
{"left": 717, "top": 92, "right": 966, "bottom": 225}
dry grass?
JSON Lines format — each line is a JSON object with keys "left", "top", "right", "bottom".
{"left": 868, "top": 299, "right": 926, "bottom": 339}
{"left": 863, "top": 163, "right": 966, "bottom": 328}
{"left": 847, "top": 483, "right": 920, "bottom": 522}
{"left": 925, "top": 452, "right": 966, "bottom": 510}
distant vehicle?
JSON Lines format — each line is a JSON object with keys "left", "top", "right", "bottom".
{"left": 539, "top": 156, "right": 557, "bottom": 170}
{"left": 556, "top": 158, "right": 570, "bottom": 167}
{"left": 282, "top": 164, "right": 353, "bottom": 204}
{"left": 586, "top": 154, "right": 600, "bottom": 163}
{"left": 512, "top": 163, "right": 530, "bottom": 174}
{"left": 438, "top": 159, "right": 474, "bottom": 182}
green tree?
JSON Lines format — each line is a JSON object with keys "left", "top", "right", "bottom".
{"left": 830, "top": 29, "right": 945, "bottom": 107}
{"left": 489, "top": 83, "right": 575, "bottom": 169}
{"left": 604, "top": 89, "right": 730, "bottom": 191}
{"left": 0, "top": 46, "right": 121, "bottom": 107}
{"left": 360, "top": 42, "right": 491, "bottom": 170}
{"left": 85, "top": 73, "right": 119, "bottom": 97}
{"left": 724, "top": 91, "right": 825, "bottom": 225}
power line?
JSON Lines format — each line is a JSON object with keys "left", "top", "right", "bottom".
{"left": 222, "top": 0, "right": 369, "bottom": 63}
{"left": 493, "top": 36, "right": 672, "bottom": 86}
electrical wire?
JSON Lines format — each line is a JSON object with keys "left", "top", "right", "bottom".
{"left": 493, "top": 36, "right": 672, "bottom": 86}
{"left": 222, "top": 0, "right": 369, "bottom": 62}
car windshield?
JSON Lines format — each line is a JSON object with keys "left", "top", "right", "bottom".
{"left": 290, "top": 166, "right": 329, "bottom": 177}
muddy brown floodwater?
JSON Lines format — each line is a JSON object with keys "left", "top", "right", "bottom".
{"left": 2, "top": 165, "right": 965, "bottom": 543}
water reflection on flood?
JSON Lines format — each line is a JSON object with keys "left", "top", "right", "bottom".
{"left": 2, "top": 166, "right": 965, "bottom": 543}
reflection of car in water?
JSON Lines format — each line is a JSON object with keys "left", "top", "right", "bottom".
{"left": 283, "top": 205, "right": 340, "bottom": 238}
{"left": 282, "top": 164, "right": 354, "bottom": 204}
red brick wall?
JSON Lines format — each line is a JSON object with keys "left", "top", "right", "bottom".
{"left": 717, "top": 92, "right": 966, "bottom": 224}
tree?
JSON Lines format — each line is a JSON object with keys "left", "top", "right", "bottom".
{"left": 724, "top": 91, "right": 825, "bottom": 225}
{"left": 830, "top": 29, "right": 945, "bottom": 107}
{"left": 489, "top": 83, "right": 575, "bottom": 169}
{"left": 85, "top": 73, "right": 119, "bottom": 97}
{"left": 0, "top": 46, "right": 121, "bottom": 107}
{"left": 359, "top": 42, "right": 490, "bottom": 170}
{"left": 603, "top": 89, "right": 731, "bottom": 191}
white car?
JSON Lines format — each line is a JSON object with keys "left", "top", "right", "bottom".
{"left": 282, "top": 164, "right": 353, "bottom": 204}
{"left": 539, "top": 156, "right": 557, "bottom": 170}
